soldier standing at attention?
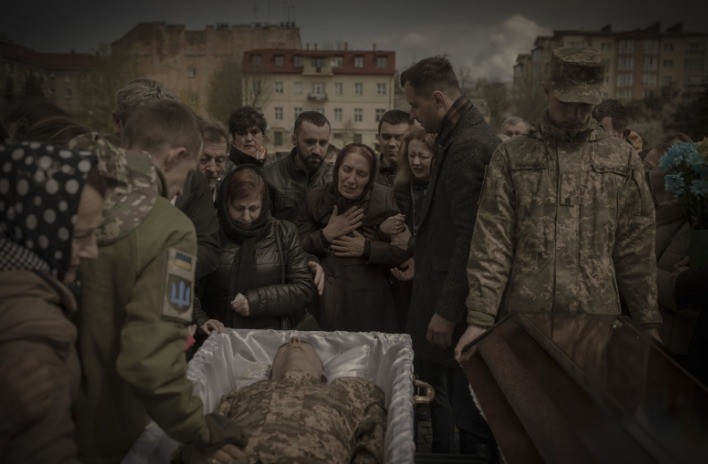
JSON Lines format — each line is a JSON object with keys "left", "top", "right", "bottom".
{"left": 456, "top": 48, "right": 662, "bottom": 360}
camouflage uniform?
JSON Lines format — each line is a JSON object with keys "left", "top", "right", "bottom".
{"left": 465, "top": 49, "right": 661, "bottom": 328}
{"left": 70, "top": 136, "right": 214, "bottom": 462}
{"left": 216, "top": 369, "right": 386, "bottom": 463}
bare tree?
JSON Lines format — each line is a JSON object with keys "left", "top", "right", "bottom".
{"left": 207, "top": 57, "right": 242, "bottom": 123}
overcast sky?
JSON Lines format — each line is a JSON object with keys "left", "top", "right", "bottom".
{"left": 2, "top": 0, "right": 706, "bottom": 81}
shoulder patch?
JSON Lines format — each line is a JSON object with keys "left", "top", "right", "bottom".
{"left": 162, "top": 248, "right": 195, "bottom": 322}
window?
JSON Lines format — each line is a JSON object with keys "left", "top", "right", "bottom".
{"left": 355, "top": 82, "right": 363, "bottom": 96}
{"left": 293, "top": 82, "right": 303, "bottom": 95}
{"left": 187, "top": 67, "right": 197, "bottom": 78}
{"left": 601, "top": 42, "right": 612, "bottom": 51}
{"left": 252, "top": 54, "right": 262, "bottom": 66}
{"left": 274, "top": 106, "right": 283, "bottom": 121}
{"left": 275, "top": 81, "right": 283, "bottom": 94}
{"left": 332, "top": 56, "right": 344, "bottom": 68}
{"left": 354, "top": 108, "right": 363, "bottom": 122}
{"left": 618, "top": 56, "right": 634, "bottom": 71}
{"left": 688, "top": 42, "right": 705, "bottom": 53}
{"left": 294, "top": 107, "right": 303, "bottom": 119}
{"left": 312, "top": 57, "right": 325, "bottom": 69}
{"left": 252, "top": 80, "right": 261, "bottom": 94}
{"left": 685, "top": 59, "right": 705, "bottom": 71}
{"left": 617, "top": 74, "right": 634, "bottom": 87}
{"left": 334, "top": 82, "right": 343, "bottom": 96}
{"left": 354, "top": 56, "right": 364, "bottom": 68}
{"left": 641, "top": 73, "right": 657, "bottom": 87}
{"left": 376, "top": 83, "right": 386, "bottom": 96}
{"left": 375, "top": 56, "right": 388, "bottom": 67}
{"left": 618, "top": 40, "right": 634, "bottom": 54}
{"left": 334, "top": 108, "right": 343, "bottom": 122}
{"left": 663, "top": 59, "right": 674, "bottom": 68}
{"left": 294, "top": 55, "right": 303, "bottom": 67}
{"left": 644, "top": 40, "right": 658, "bottom": 54}
{"left": 274, "top": 55, "right": 284, "bottom": 67}
{"left": 617, "top": 89, "right": 632, "bottom": 99}
{"left": 375, "top": 108, "right": 385, "bottom": 122}
{"left": 644, "top": 56, "right": 657, "bottom": 70}
{"left": 311, "top": 82, "right": 325, "bottom": 96}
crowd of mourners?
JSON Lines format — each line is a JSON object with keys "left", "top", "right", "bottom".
{"left": 1, "top": 48, "right": 706, "bottom": 464}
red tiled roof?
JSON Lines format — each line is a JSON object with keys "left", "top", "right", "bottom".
{"left": 0, "top": 39, "right": 97, "bottom": 70}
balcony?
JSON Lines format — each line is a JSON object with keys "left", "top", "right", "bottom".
{"left": 307, "top": 92, "right": 328, "bottom": 102}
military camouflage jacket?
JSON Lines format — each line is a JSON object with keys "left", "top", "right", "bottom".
{"left": 216, "top": 370, "right": 386, "bottom": 463}
{"left": 466, "top": 114, "right": 661, "bottom": 327}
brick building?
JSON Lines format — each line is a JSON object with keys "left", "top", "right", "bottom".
{"left": 111, "top": 21, "right": 302, "bottom": 116}
{"left": 0, "top": 37, "right": 97, "bottom": 114}
{"left": 241, "top": 45, "right": 396, "bottom": 154}
{"left": 514, "top": 23, "right": 708, "bottom": 102}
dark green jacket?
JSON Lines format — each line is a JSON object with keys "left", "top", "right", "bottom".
{"left": 74, "top": 192, "right": 206, "bottom": 463}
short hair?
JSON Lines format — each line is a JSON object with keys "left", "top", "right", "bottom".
{"left": 226, "top": 166, "right": 267, "bottom": 203}
{"left": 199, "top": 117, "right": 229, "bottom": 145}
{"left": 123, "top": 100, "right": 202, "bottom": 160}
{"left": 228, "top": 106, "right": 267, "bottom": 136}
{"left": 593, "top": 99, "right": 629, "bottom": 132}
{"left": 400, "top": 56, "right": 460, "bottom": 97}
{"left": 395, "top": 127, "right": 436, "bottom": 188}
{"left": 377, "top": 109, "right": 412, "bottom": 134}
{"left": 294, "top": 111, "right": 330, "bottom": 135}
{"left": 114, "top": 78, "right": 178, "bottom": 127}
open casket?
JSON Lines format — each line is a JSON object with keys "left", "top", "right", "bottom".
{"left": 124, "top": 329, "right": 417, "bottom": 463}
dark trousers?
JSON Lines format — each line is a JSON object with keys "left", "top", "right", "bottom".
{"left": 415, "top": 358, "right": 496, "bottom": 454}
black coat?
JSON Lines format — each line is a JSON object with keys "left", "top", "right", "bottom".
{"left": 198, "top": 219, "right": 314, "bottom": 329}
{"left": 297, "top": 183, "right": 408, "bottom": 332}
{"left": 405, "top": 101, "right": 499, "bottom": 367}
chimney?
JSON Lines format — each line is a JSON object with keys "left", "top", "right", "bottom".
{"left": 314, "top": 43, "right": 318, "bottom": 51}
{"left": 373, "top": 43, "right": 377, "bottom": 51}
{"left": 344, "top": 41, "right": 348, "bottom": 51}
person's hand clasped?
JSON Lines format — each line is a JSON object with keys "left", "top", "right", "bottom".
{"left": 200, "top": 319, "right": 225, "bottom": 335}
{"left": 379, "top": 213, "right": 406, "bottom": 235}
{"left": 390, "top": 257, "right": 415, "bottom": 281}
{"left": 331, "top": 230, "right": 366, "bottom": 257}
{"left": 308, "top": 260, "right": 325, "bottom": 296}
{"left": 322, "top": 205, "right": 364, "bottom": 242}
{"left": 230, "top": 294, "right": 250, "bottom": 316}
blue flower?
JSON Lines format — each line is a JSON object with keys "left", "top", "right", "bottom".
{"left": 664, "top": 173, "right": 685, "bottom": 198}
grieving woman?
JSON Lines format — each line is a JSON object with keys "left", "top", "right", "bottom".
{"left": 297, "top": 143, "right": 409, "bottom": 332}
{"left": 0, "top": 142, "right": 105, "bottom": 463}
{"left": 198, "top": 165, "right": 315, "bottom": 331}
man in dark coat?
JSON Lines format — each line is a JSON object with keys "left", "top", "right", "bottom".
{"left": 401, "top": 56, "right": 499, "bottom": 457}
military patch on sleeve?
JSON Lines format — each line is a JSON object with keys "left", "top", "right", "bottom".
{"left": 162, "top": 248, "right": 195, "bottom": 322}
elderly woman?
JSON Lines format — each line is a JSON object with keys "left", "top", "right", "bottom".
{"left": 198, "top": 165, "right": 315, "bottom": 331}
{"left": 297, "top": 143, "right": 409, "bottom": 332}
{"left": 0, "top": 142, "right": 105, "bottom": 463}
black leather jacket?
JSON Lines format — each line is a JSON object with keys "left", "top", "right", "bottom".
{"left": 262, "top": 149, "right": 333, "bottom": 222}
{"left": 197, "top": 219, "right": 314, "bottom": 329}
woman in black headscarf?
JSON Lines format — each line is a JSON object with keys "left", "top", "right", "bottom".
{"left": 197, "top": 165, "right": 315, "bottom": 331}
{"left": 297, "top": 143, "right": 410, "bottom": 333}
{"left": 0, "top": 142, "right": 105, "bottom": 463}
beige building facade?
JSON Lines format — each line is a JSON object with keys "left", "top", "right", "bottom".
{"left": 514, "top": 23, "right": 708, "bottom": 102}
{"left": 241, "top": 47, "right": 396, "bottom": 154}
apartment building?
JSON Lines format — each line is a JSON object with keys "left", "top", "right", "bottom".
{"left": 0, "top": 37, "right": 97, "bottom": 114}
{"left": 241, "top": 45, "right": 396, "bottom": 154}
{"left": 513, "top": 23, "right": 708, "bottom": 102}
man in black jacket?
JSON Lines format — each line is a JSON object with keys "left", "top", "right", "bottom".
{"left": 401, "top": 56, "right": 499, "bottom": 458}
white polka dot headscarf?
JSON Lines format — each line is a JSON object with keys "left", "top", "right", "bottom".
{"left": 0, "top": 142, "right": 98, "bottom": 279}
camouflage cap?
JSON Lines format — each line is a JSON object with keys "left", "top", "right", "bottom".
{"left": 550, "top": 48, "right": 607, "bottom": 105}
{"left": 69, "top": 133, "right": 158, "bottom": 246}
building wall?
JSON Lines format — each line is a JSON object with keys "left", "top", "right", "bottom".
{"left": 242, "top": 49, "right": 396, "bottom": 154}
{"left": 514, "top": 24, "right": 708, "bottom": 103}
{"left": 111, "top": 22, "right": 302, "bottom": 116}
